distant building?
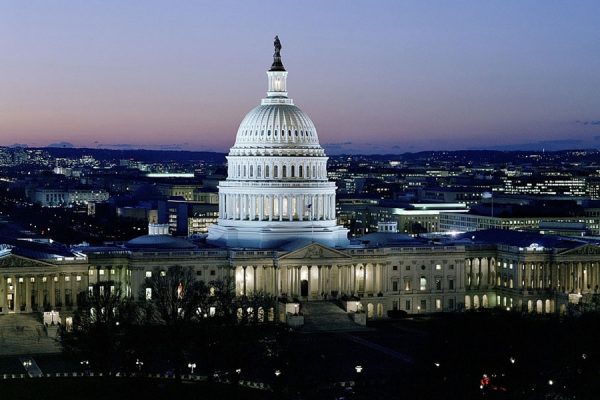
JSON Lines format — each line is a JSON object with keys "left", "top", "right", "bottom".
{"left": 33, "top": 188, "right": 109, "bottom": 207}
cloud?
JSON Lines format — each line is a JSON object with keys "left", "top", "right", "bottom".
{"left": 47, "top": 141, "right": 74, "bottom": 148}
{"left": 576, "top": 120, "right": 600, "bottom": 126}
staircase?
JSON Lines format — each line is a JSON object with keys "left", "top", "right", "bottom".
{"left": 0, "top": 314, "right": 62, "bottom": 356}
{"left": 301, "top": 301, "right": 366, "bottom": 332}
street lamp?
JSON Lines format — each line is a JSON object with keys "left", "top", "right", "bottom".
{"left": 355, "top": 365, "right": 363, "bottom": 374}
{"left": 274, "top": 369, "right": 281, "bottom": 377}
{"left": 136, "top": 359, "right": 144, "bottom": 372}
{"left": 188, "top": 363, "right": 196, "bottom": 374}
{"left": 509, "top": 357, "right": 516, "bottom": 364}
{"left": 23, "top": 360, "right": 32, "bottom": 369}
{"left": 80, "top": 360, "right": 89, "bottom": 367}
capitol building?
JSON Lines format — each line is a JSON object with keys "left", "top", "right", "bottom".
{"left": 1, "top": 39, "right": 600, "bottom": 322}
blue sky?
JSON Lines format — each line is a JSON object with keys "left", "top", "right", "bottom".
{"left": 1, "top": 1, "right": 599, "bottom": 153}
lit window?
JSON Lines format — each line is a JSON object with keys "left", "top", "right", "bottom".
{"left": 420, "top": 276, "right": 427, "bottom": 291}
{"left": 160, "top": 271, "right": 166, "bottom": 277}
{"left": 111, "top": 269, "right": 116, "bottom": 275}
{"left": 99, "top": 269, "right": 105, "bottom": 275}
{"left": 436, "top": 299, "right": 442, "bottom": 310}
{"left": 54, "top": 276, "right": 58, "bottom": 282}
{"left": 18, "top": 277, "right": 23, "bottom": 283}
{"left": 30, "top": 277, "right": 35, "bottom": 283}
{"left": 435, "top": 264, "right": 441, "bottom": 270}
{"left": 65, "top": 276, "right": 70, "bottom": 282}
{"left": 43, "top": 277, "right": 47, "bottom": 282}
{"left": 89, "top": 270, "right": 94, "bottom": 275}
{"left": 76, "top": 275, "right": 81, "bottom": 281}
{"left": 145, "top": 271, "right": 152, "bottom": 278}
{"left": 7, "top": 278, "right": 11, "bottom": 284}
{"left": 145, "top": 288, "right": 152, "bottom": 300}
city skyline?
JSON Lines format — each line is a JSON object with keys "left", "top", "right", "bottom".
{"left": 2, "top": 1, "right": 600, "bottom": 154}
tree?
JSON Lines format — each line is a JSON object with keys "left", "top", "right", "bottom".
{"left": 60, "top": 281, "right": 140, "bottom": 373}
{"left": 142, "top": 265, "right": 209, "bottom": 379}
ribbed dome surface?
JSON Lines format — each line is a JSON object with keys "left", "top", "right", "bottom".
{"left": 233, "top": 104, "right": 321, "bottom": 147}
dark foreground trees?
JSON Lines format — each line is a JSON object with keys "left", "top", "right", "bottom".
{"left": 60, "top": 266, "right": 282, "bottom": 378}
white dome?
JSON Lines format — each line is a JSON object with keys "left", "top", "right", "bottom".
{"left": 233, "top": 104, "right": 321, "bottom": 148}
{"left": 207, "top": 38, "right": 349, "bottom": 249}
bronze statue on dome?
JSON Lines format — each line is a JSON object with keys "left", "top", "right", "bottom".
{"left": 274, "top": 35, "right": 282, "bottom": 57}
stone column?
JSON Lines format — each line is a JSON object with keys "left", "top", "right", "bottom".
{"left": 0, "top": 276, "right": 5, "bottom": 313}
{"left": 48, "top": 275, "right": 56, "bottom": 308}
{"left": 259, "top": 195, "right": 264, "bottom": 220}
{"left": 242, "top": 266, "right": 247, "bottom": 296}
{"left": 25, "top": 277, "right": 31, "bottom": 312}
{"left": 252, "top": 266, "right": 257, "bottom": 294}
{"left": 60, "top": 275, "right": 66, "bottom": 307}
{"left": 13, "top": 276, "right": 19, "bottom": 313}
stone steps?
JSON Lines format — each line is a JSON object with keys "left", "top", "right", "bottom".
{"left": 0, "top": 314, "right": 62, "bottom": 356}
{"left": 301, "top": 301, "right": 367, "bottom": 332}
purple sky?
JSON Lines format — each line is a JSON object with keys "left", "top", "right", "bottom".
{"left": 1, "top": 1, "right": 600, "bottom": 154}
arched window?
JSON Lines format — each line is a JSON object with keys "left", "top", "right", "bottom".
{"left": 274, "top": 165, "right": 278, "bottom": 178}
{"left": 299, "top": 165, "right": 303, "bottom": 177}
{"left": 257, "top": 165, "right": 261, "bottom": 177}
{"left": 249, "top": 165, "right": 253, "bottom": 177}
{"left": 265, "top": 165, "right": 270, "bottom": 178}
{"left": 282, "top": 165, "right": 287, "bottom": 178}
{"left": 291, "top": 165, "right": 295, "bottom": 177}
{"left": 312, "top": 165, "right": 316, "bottom": 178}
{"left": 243, "top": 165, "right": 247, "bottom": 177}
{"left": 420, "top": 276, "right": 427, "bottom": 291}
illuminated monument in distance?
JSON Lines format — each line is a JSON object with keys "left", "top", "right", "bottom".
{"left": 207, "top": 37, "right": 349, "bottom": 249}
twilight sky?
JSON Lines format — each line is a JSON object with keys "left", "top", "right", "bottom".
{"left": 1, "top": 1, "right": 600, "bottom": 154}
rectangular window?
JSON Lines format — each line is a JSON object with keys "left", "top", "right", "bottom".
{"left": 435, "top": 279, "right": 442, "bottom": 290}
{"left": 145, "top": 271, "right": 152, "bottom": 278}
{"left": 405, "top": 300, "right": 411, "bottom": 310}
{"left": 404, "top": 279, "right": 411, "bottom": 291}
{"left": 420, "top": 299, "right": 426, "bottom": 311}
{"left": 145, "top": 288, "right": 152, "bottom": 300}
{"left": 392, "top": 281, "right": 398, "bottom": 291}
{"left": 76, "top": 275, "right": 81, "bottom": 281}
{"left": 392, "top": 265, "right": 398, "bottom": 271}
{"left": 448, "top": 299, "right": 455, "bottom": 309}
{"left": 405, "top": 265, "right": 411, "bottom": 271}
{"left": 89, "top": 270, "right": 94, "bottom": 276}
{"left": 449, "top": 279, "right": 454, "bottom": 290}
{"left": 435, "top": 299, "right": 442, "bottom": 310}
{"left": 392, "top": 300, "right": 398, "bottom": 310}
{"left": 30, "top": 277, "right": 35, "bottom": 283}
{"left": 435, "top": 264, "right": 441, "bottom": 270}
{"left": 196, "top": 271, "right": 202, "bottom": 276}
{"left": 210, "top": 270, "right": 216, "bottom": 276}
{"left": 420, "top": 277, "right": 427, "bottom": 291}
{"left": 99, "top": 269, "right": 104, "bottom": 275}
{"left": 65, "top": 276, "right": 70, "bottom": 282}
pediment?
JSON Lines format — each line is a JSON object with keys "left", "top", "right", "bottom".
{"left": 0, "top": 254, "right": 56, "bottom": 268}
{"left": 559, "top": 244, "right": 600, "bottom": 256}
{"left": 279, "top": 242, "right": 351, "bottom": 261}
